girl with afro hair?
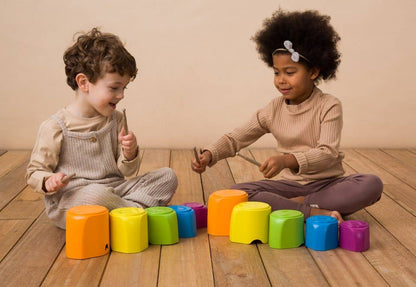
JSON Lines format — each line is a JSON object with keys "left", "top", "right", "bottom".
{"left": 192, "top": 10, "right": 382, "bottom": 223}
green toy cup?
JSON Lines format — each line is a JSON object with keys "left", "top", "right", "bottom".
{"left": 146, "top": 207, "right": 179, "bottom": 245}
{"left": 269, "top": 210, "right": 304, "bottom": 249}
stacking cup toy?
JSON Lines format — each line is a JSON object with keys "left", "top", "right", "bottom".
{"left": 66, "top": 205, "right": 110, "bottom": 259}
{"left": 305, "top": 215, "right": 338, "bottom": 251}
{"left": 146, "top": 207, "right": 179, "bottom": 245}
{"left": 183, "top": 202, "right": 208, "bottom": 228}
{"left": 169, "top": 205, "right": 197, "bottom": 238}
{"left": 229, "top": 201, "right": 271, "bottom": 244}
{"left": 269, "top": 210, "right": 304, "bottom": 249}
{"left": 207, "top": 189, "right": 248, "bottom": 236}
{"left": 339, "top": 220, "right": 370, "bottom": 252}
{"left": 109, "top": 207, "right": 148, "bottom": 253}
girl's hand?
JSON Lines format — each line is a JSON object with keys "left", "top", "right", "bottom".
{"left": 44, "top": 172, "right": 67, "bottom": 193}
{"left": 259, "top": 155, "right": 286, "bottom": 178}
{"left": 191, "top": 150, "right": 212, "bottom": 174}
{"left": 119, "top": 128, "right": 138, "bottom": 161}
{"left": 259, "top": 154, "right": 299, "bottom": 178}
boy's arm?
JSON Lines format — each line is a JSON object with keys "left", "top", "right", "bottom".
{"left": 26, "top": 119, "right": 62, "bottom": 195}
{"left": 116, "top": 113, "right": 140, "bottom": 176}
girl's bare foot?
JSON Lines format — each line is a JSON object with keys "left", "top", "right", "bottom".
{"left": 310, "top": 208, "right": 343, "bottom": 224}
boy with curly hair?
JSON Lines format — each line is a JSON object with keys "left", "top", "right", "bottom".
{"left": 27, "top": 28, "right": 177, "bottom": 229}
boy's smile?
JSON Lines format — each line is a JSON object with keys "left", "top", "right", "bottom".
{"left": 72, "top": 72, "right": 131, "bottom": 118}
{"left": 272, "top": 54, "right": 319, "bottom": 105}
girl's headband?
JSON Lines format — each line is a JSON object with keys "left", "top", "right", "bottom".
{"left": 272, "top": 40, "right": 311, "bottom": 63}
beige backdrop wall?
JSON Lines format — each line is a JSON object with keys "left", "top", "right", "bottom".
{"left": 1, "top": 0, "right": 415, "bottom": 149}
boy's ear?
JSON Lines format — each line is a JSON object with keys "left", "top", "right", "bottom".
{"left": 75, "top": 73, "right": 89, "bottom": 92}
{"left": 310, "top": 67, "right": 320, "bottom": 81}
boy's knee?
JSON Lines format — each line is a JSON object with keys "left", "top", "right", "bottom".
{"left": 159, "top": 167, "right": 178, "bottom": 191}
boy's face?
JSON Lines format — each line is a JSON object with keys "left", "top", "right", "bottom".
{"left": 83, "top": 72, "right": 131, "bottom": 117}
{"left": 272, "top": 54, "right": 318, "bottom": 105}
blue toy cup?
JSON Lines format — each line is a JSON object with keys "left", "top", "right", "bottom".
{"left": 169, "top": 205, "right": 197, "bottom": 238}
{"left": 305, "top": 215, "right": 338, "bottom": 251}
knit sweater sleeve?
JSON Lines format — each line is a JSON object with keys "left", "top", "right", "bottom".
{"left": 292, "top": 98, "right": 343, "bottom": 175}
{"left": 26, "top": 118, "right": 62, "bottom": 195}
{"left": 206, "top": 100, "right": 274, "bottom": 166}
{"left": 115, "top": 112, "right": 141, "bottom": 176}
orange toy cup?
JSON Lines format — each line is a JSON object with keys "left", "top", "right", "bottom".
{"left": 66, "top": 205, "right": 110, "bottom": 259}
{"left": 207, "top": 189, "right": 248, "bottom": 236}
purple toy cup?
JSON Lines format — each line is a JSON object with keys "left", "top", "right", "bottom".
{"left": 183, "top": 202, "right": 207, "bottom": 228}
{"left": 339, "top": 220, "right": 370, "bottom": 252}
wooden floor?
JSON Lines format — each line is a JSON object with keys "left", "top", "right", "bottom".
{"left": 1, "top": 148, "right": 416, "bottom": 286}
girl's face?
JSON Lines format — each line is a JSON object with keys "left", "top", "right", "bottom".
{"left": 82, "top": 72, "right": 131, "bottom": 117}
{"left": 272, "top": 54, "right": 319, "bottom": 105}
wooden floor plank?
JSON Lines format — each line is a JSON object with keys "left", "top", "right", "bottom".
{"left": 209, "top": 237, "right": 271, "bottom": 287}
{"left": 100, "top": 245, "right": 160, "bottom": 287}
{"left": 158, "top": 150, "right": 214, "bottom": 287}
{"left": 0, "top": 213, "right": 65, "bottom": 287}
{"left": 0, "top": 158, "right": 29, "bottom": 210}
{"left": 258, "top": 245, "right": 329, "bottom": 286}
{"left": 0, "top": 186, "right": 45, "bottom": 220}
{"left": 0, "top": 150, "right": 31, "bottom": 178}
{"left": 382, "top": 148, "right": 416, "bottom": 169}
{"left": 343, "top": 149, "right": 416, "bottom": 215}
{"left": 355, "top": 149, "right": 416, "bottom": 189}
{"left": 41, "top": 249, "right": 108, "bottom": 287}
{"left": 0, "top": 219, "right": 33, "bottom": 261}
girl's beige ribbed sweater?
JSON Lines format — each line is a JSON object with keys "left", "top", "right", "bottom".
{"left": 206, "top": 87, "right": 345, "bottom": 184}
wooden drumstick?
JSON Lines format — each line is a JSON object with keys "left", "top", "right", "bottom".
{"left": 122, "top": 108, "right": 129, "bottom": 134}
{"left": 193, "top": 147, "right": 200, "bottom": 164}
{"left": 61, "top": 173, "right": 76, "bottom": 184}
{"left": 236, "top": 152, "right": 261, "bottom": 167}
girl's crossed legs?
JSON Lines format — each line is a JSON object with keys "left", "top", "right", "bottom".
{"left": 230, "top": 174, "right": 383, "bottom": 222}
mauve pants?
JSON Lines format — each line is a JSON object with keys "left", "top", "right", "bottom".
{"left": 230, "top": 174, "right": 383, "bottom": 219}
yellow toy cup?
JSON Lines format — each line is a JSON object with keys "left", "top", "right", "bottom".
{"left": 229, "top": 201, "right": 271, "bottom": 244}
{"left": 109, "top": 207, "right": 148, "bottom": 253}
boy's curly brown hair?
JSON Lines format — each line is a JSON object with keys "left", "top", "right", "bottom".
{"left": 63, "top": 28, "right": 138, "bottom": 90}
{"left": 252, "top": 9, "right": 341, "bottom": 82}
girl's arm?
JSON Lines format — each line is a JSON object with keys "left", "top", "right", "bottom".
{"left": 292, "top": 100, "right": 343, "bottom": 175}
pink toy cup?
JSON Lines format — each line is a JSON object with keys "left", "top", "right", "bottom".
{"left": 183, "top": 202, "right": 207, "bottom": 228}
{"left": 339, "top": 220, "right": 370, "bottom": 252}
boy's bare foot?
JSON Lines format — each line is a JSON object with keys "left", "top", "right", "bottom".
{"left": 310, "top": 208, "right": 343, "bottom": 224}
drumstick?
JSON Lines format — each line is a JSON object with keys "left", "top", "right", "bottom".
{"left": 236, "top": 152, "right": 261, "bottom": 167}
{"left": 61, "top": 173, "right": 76, "bottom": 184}
{"left": 122, "top": 108, "right": 129, "bottom": 134}
{"left": 193, "top": 147, "right": 200, "bottom": 164}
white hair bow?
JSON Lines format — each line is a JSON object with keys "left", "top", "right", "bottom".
{"left": 283, "top": 40, "right": 300, "bottom": 62}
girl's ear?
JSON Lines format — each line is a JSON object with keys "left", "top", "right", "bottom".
{"left": 310, "top": 67, "right": 320, "bottom": 81}
{"left": 75, "top": 73, "right": 89, "bottom": 92}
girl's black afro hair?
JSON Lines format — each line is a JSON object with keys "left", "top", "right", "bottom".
{"left": 252, "top": 9, "right": 341, "bottom": 81}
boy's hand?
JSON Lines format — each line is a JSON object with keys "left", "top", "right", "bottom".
{"left": 119, "top": 128, "right": 138, "bottom": 161}
{"left": 44, "top": 172, "right": 68, "bottom": 193}
{"left": 191, "top": 150, "right": 212, "bottom": 174}
{"left": 259, "top": 154, "right": 299, "bottom": 178}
